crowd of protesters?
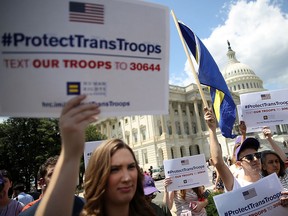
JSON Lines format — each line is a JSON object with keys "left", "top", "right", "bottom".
{"left": 1, "top": 96, "right": 288, "bottom": 216}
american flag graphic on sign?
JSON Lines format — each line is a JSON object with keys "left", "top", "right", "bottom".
{"left": 181, "top": 159, "right": 189, "bottom": 165}
{"left": 69, "top": 2, "right": 104, "bottom": 24}
{"left": 261, "top": 93, "right": 271, "bottom": 100}
{"left": 242, "top": 188, "right": 257, "bottom": 200}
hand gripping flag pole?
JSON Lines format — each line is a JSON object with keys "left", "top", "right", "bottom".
{"left": 170, "top": 10, "right": 236, "bottom": 138}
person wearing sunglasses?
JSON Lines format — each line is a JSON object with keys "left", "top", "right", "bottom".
{"left": 233, "top": 138, "right": 262, "bottom": 189}
{"left": 204, "top": 107, "right": 288, "bottom": 207}
{"left": 143, "top": 175, "right": 172, "bottom": 216}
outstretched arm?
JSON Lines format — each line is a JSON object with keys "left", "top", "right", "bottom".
{"left": 239, "top": 121, "right": 247, "bottom": 143}
{"left": 204, "top": 107, "right": 235, "bottom": 191}
{"left": 263, "top": 126, "right": 287, "bottom": 162}
{"left": 36, "top": 95, "right": 100, "bottom": 216}
{"left": 163, "top": 177, "right": 174, "bottom": 210}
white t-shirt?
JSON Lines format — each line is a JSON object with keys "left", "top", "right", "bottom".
{"left": 232, "top": 177, "right": 254, "bottom": 191}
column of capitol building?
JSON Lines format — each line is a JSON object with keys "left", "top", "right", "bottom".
{"left": 94, "top": 42, "right": 288, "bottom": 171}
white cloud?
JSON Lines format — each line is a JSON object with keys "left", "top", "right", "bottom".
{"left": 183, "top": 0, "right": 288, "bottom": 90}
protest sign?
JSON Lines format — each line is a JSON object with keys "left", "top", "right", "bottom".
{"left": 0, "top": 0, "right": 169, "bottom": 117}
{"left": 240, "top": 89, "right": 288, "bottom": 128}
{"left": 213, "top": 173, "right": 288, "bottom": 216}
{"left": 237, "top": 105, "right": 263, "bottom": 133}
{"left": 83, "top": 140, "right": 103, "bottom": 169}
{"left": 163, "top": 154, "right": 209, "bottom": 191}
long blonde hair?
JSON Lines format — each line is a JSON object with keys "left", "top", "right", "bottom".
{"left": 81, "top": 139, "right": 155, "bottom": 216}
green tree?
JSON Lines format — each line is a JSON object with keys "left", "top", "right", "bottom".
{"left": 0, "top": 118, "right": 61, "bottom": 192}
{"left": 0, "top": 119, "right": 106, "bottom": 193}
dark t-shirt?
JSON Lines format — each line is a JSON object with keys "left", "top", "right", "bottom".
{"left": 151, "top": 201, "right": 172, "bottom": 216}
{"left": 19, "top": 195, "right": 85, "bottom": 216}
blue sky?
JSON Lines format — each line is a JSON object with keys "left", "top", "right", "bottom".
{"left": 146, "top": 0, "right": 288, "bottom": 90}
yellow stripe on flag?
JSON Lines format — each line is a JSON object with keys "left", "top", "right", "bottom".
{"left": 213, "top": 89, "right": 225, "bottom": 121}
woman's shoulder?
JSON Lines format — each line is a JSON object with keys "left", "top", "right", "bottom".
{"left": 7, "top": 199, "right": 23, "bottom": 214}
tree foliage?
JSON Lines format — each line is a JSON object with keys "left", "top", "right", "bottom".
{"left": 0, "top": 118, "right": 61, "bottom": 192}
{"left": 0, "top": 119, "right": 106, "bottom": 193}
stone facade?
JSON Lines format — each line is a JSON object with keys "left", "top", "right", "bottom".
{"left": 95, "top": 84, "right": 241, "bottom": 171}
{"left": 94, "top": 42, "right": 288, "bottom": 171}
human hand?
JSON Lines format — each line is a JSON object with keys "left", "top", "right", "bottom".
{"left": 191, "top": 201, "right": 203, "bottom": 213}
{"left": 59, "top": 95, "right": 100, "bottom": 159}
{"left": 163, "top": 177, "right": 172, "bottom": 190}
{"left": 203, "top": 107, "right": 216, "bottom": 131}
{"left": 189, "top": 201, "right": 198, "bottom": 211}
{"left": 239, "top": 121, "right": 247, "bottom": 135}
{"left": 262, "top": 126, "right": 272, "bottom": 139}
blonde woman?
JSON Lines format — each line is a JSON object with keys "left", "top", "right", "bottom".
{"left": 35, "top": 95, "right": 155, "bottom": 216}
{"left": 82, "top": 139, "right": 155, "bottom": 216}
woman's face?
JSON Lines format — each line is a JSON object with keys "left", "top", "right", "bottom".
{"left": 262, "top": 154, "right": 281, "bottom": 175}
{"left": 105, "top": 148, "right": 138, "bottom": 205}
{"left": 0, "top": 177, "right": 12, "bottom": 199}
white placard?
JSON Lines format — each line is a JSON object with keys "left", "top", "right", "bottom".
{"left": 240, "top": 89, "right": 288, "bottom": 128}
{"left": 237, "top": 105, "right": 263, "bottom": 133}
{"left": 84, "top": 140, "right": 103, "bottom": 169}
{"left": 213, "top": 173, "right": 288, "bottom": 216}
{"left": 163, "top": 154, "right": 210, "bottom": 192}
{"left": 0, "top": 0, "right": 169, "bottom": 118}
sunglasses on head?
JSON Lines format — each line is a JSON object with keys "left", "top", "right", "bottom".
{"left": 239, "top": 152, "right": 261, "bottom": 162}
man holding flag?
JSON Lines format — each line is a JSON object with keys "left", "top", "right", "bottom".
{"left": 176, "top": 20, "right": 237, "bottom": 139}
{"left": 171, "top": 9, "right": 237, "bottom": 139}
{"left": 171, "top": 12, "right": 288, "bottom": 208}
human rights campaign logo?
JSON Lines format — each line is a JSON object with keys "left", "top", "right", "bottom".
{"left": 67, "top": 82, "right": 81, "bottom": 95}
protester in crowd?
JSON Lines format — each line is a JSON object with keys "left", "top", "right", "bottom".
{"left": 149, "top": 166, "right": 153, "bottom": 177}
{"left": 261, "top": 150, "right": 288, "bottom": 190}
{"left": 29, "top": 186, "right": 40, "bottom": 201}
{"left": 20, "top": 155, "right": 85, "bottom": 216}
{"left": 0, "top": 170, "right": 23, "bottom": 215}
{"left": 262, "top": 126, "right": 287, "bottom": 163}
{"left": 82, "top": 138, "right": 155, "bottom": 216}
{"left": 204, "top": 107, "right": 288, "bottom": 207}
{"left": 260, "top": 126, "right": 288, "bottom": 191}
{"left": 229, "top": 136, "right": 244, "bottom": 178}
{"left": 143, "top": 175, "right": 172, "bottom": 216}
{"left": 163, "top": 178, "right": 208, "bottom": 216}
{"left": 228, "top": 121, "right": 247, "bottom": 178}
{"left": 21, "top": 156, "right": 58, "bottom": 212}
{"left": 144, "top": 171, "right": 150, "bottom": 176}
{"left": 209, "top": 158, "right": 224, "bottom": 193}
{"left": 35, "top": 95, "right": 155, "bottom": 216}
{"left": 12, "top": 183, "right": 34, "bottom": 206}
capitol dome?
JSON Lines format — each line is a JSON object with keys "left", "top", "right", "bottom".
{"left": 222, "top": 41, "right": 265, "bottom": 95}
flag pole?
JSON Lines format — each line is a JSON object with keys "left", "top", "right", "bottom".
{"left": 170, "top": 10, "right": 208, "bottom": 108}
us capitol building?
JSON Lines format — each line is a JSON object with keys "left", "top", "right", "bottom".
{"left": 95, "top": 42, "right": 288, "bottom": 171}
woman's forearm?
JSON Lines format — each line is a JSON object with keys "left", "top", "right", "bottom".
{"left": 35, "top": 151, "right": 80, "bottom": 216}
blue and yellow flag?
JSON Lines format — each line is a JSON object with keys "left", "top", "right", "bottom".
{"left": 178, "top": 22, "right": 236, "bottom": 138}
